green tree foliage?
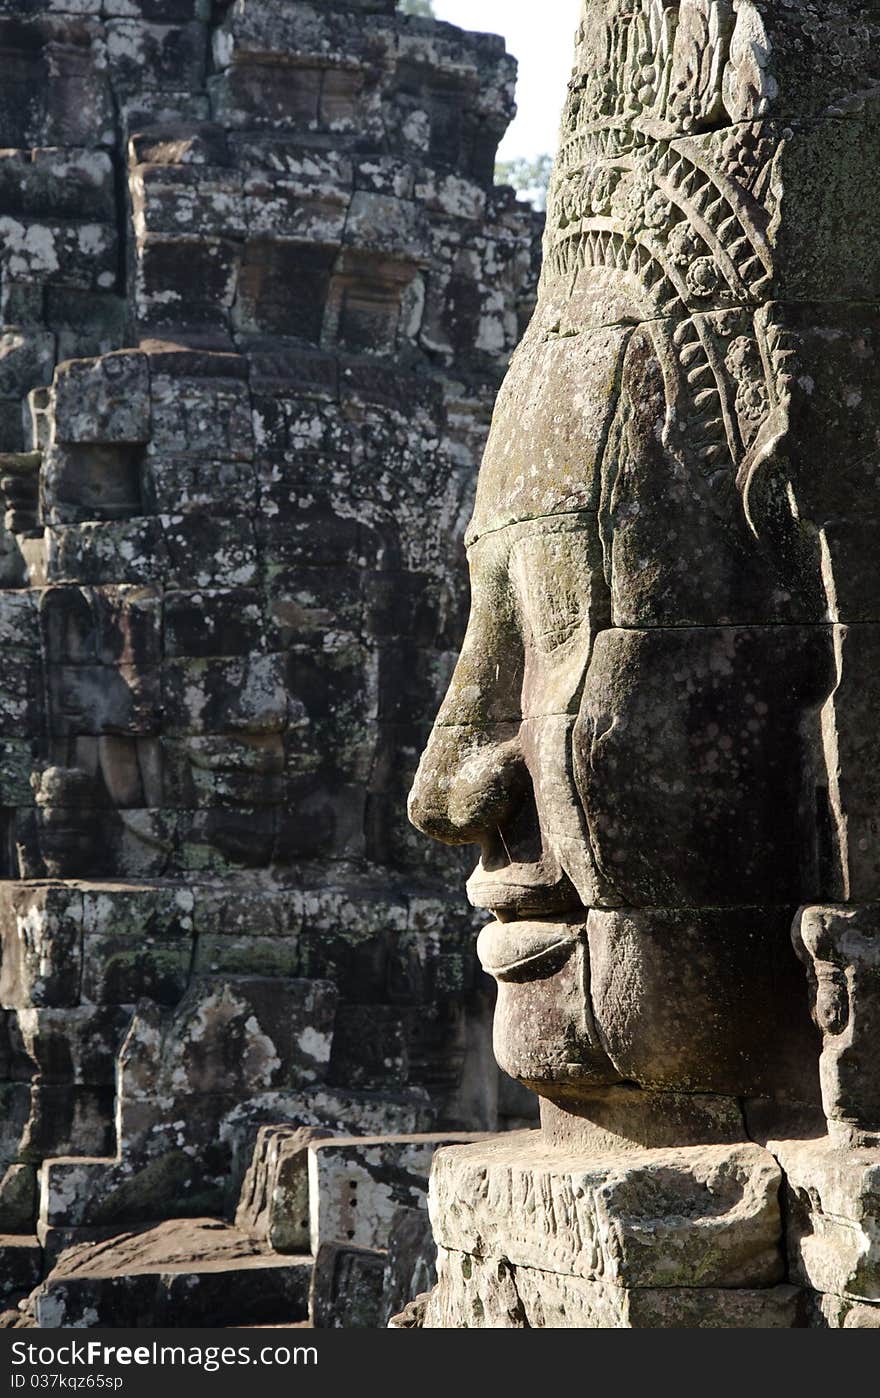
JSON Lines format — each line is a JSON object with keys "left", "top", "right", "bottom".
{"left": 495, "top": 154, "right": 554, "bottom": 212}
{"left": 399, "top": 0, "right": 436, "bottom": 15}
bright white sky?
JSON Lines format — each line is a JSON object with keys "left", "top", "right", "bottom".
{"left": 432, "top": 0, "right": 583, "bottom": 160}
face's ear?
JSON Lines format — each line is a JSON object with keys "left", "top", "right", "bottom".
{"left": 735, "top": 401, "right": 790, "bottom": 541}
{"left": 734, "top": 400, "right": 825, "bottom": 616}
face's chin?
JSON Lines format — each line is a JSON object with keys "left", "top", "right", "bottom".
{"left": 476, "top": 915, "right": 622, "bottom": 1092}
{"left": 474, "top": 901, "right": 823, "bottom": 1111}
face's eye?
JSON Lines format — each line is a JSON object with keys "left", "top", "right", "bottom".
{"left": 508, "top": 527, "right": 597, "bottom": 656}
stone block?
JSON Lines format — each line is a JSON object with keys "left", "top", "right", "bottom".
{"left": 816, "top": 1294, "right": 880, "bottom": 1329}
{"left": 0, "top": 742, "right": 34, "bottom": 809}
{"left": 45, "top": 516, "right": 259, "bottom": 589}
{"left": 310, "top": 1242, "right": 386, "bottom": 1329}
{"left": 0, "top": 1085, "right": 31, "bottom": 1169}
{"left": 130, "top": 162, "right": 245, "bottom": 240}
{"left": 308, "top": 1133, "right": 486, "bottom": 1257}
{"left": 0, "top": 592, "right": 37, "bottom": 654}
{"left": 165, "top": 732, "right": 281, "bottom": 810}
{"left": 0, "top": 329, "right": 55, "bottom": 403}
{"left": 0, "top": 1165, "right": 36, "bottom": 1232}
{"left": 11, "top": 1006, "right": 132, "bottom": 1086}
{"left": 429, "top": 1133, "right": 785, "bottom": 1290}
{"left": 160, "top": 514, "right": 260, "bottom": 589}
{"left": 177, "top": 807, "right": 277, "bottom": 872}
{"left": 78, "top": 883, "right": 194, "bottom": 1007}
{"left": 147, "top": 373, "right": 253, "bottom": 461}
{"left": 162, "top": 734, "right": 284, "bottom": 809}
{"left": 193, "top": 934, "right": 297, "bottom": 978}
{"left": 243, "top": 158, "right": 351, "bottom": 241}
{"left": 424, "top": 1249, "right": 804, "bottom": 1329}
{"left": 43, "top": 520, "right": 167, "bottom": 586}
{"left": 220, "top": 1086, "right": 435, "bottom": 1206}
{"left": 47, "top": 663, "right": 160, "bottom": 738}
{"left": 134, "top": 235, "right": 240, "bottom": 333}
{"left": 127, "top": 121, "right": 231, "bottom": 167}
{"left": 235, "top": 1124, "right": 331, "bottom": 1253}
{"left": 234, "top": 240, "right": 336, "bottom": 339}
{"left": 143, "top": 453, "right": 256, "bottom": 515}
{"left": 585, "top": 906, "right": 818, "bottom": 1100}
{"left": 48, "top": 288, "right": 127, "bottom": 362}
{"left": 119, "top": 975, "right": 337, "bottom": 1103}
{"left": 22, "top": 1083, "right": 115, "bottom": 1160}
{"left": 576, "top": 624, "right": 835, "bottom": 907}
{"left": 163, "top": 588, "right": 264, "bottom": 658}
{"left": 0, "top": 1236, "right": 41, "bottom": 1301}
{"left": 40, "top": 585, "right": 162, "bottom": 667}
{"left": 0, "top": 216, "right": 116, "bottom": 292}
{"left": 106, "top": 20, "right": 207, "bottom": 95}
{"left": 161, "top": 654, "right": 288, "bottom": 736}
{"left": 80, "top": 931, "right": 191, "bottom": 1007}
{"left": 39, "top": 1148, "right": 229, "bottom": 1233}
{"left": 327, "top": 1005, "right": 408, "bottom": 1090}
{"left": 0, "top": 882, "right": 84, "bottom": 1010}
{"left": 382, "top": 1205, "right": 436, "bottom": 1325}
{"left": 40, "top": 438, "right": 145, "bottom": 525}
{"left": 0, "top": 643, "right": 41, "bottom": 727}
{"left": 344, "top": 192, "right": 428, "bottom": 261}
{"left": 51, "top": 353, "right": 150, "bottom": 446}
{"left": 0, "top": 147, "right": 114, "bottom": 223}
{"left": 192, "top": 883, "right": 303, "bottom": 940}
{"left": 772, "top": 1137, "right": 880, "bottom": 1303}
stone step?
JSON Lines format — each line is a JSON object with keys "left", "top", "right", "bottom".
{"left": 31, "top": 1219, "right": 312, "bottom": 1329}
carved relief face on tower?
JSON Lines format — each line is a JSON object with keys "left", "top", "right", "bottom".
{"left": 409, "top": 0, "right": 880, "bottom": 1112}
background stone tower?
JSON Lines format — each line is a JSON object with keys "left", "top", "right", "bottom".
{"left": 0, "top": 0, "right": 542, "bottom": 1326}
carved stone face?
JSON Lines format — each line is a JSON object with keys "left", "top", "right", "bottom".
{"left": 409, "top": 297, "right": 826, "bottom": 1108}
{"left": 406, "top": 0, "right": 880, "bottom": 1113}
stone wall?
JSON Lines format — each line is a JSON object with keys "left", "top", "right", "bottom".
{"left": 0, "top": 0, "right": 542, "bottom": 1318}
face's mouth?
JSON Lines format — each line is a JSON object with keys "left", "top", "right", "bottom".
{"left": 466, "top": 856, "right": 584, "bottom": 921}
{"left": 476, "top": 919, "right": 584, "bottom": 983}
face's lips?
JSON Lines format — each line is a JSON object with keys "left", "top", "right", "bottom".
{"left": 467, "top": 861, "right": 584, "bottom": 920}
{"left": 477, "top": 919, "right": 584, "bottom": 983}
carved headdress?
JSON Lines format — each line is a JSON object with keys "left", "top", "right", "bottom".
{"left": 539, "top": 1, "right": 802, "bottom": 516}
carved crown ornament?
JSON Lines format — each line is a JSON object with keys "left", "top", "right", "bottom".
{"left": 538, "top": 1, "right": 806, "bottom": 504}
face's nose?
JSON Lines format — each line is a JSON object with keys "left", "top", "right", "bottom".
{"left": 408, "top": 724, "right": 527, "bottom": 847}
{"left": 407, "top": 547, "right": 528, "bottom": 851}
{"left": 407, "top": 639, "right": 583, "bottom": 920}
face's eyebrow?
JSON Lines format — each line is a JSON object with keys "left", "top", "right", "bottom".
{"left": 465, "top": 509, "right": 596, "bottom": 551}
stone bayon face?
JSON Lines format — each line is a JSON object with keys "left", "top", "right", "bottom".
{"left": 409, "top": 311, "right": 825, "bottom": 1111}
{"left": 409, "top": 0, "right": 880, "bottom": 1125}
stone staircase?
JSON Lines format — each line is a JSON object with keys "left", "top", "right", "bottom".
{"left": 30, "top": 1220, "right": 314, "bottom": 1329}
{"left": 4, "top": 1127, "right": 485, "bottom": 1328}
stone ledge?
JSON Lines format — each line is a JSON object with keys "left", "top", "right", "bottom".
{"left": 429, "top": 1131, "right": 785, "bottom": 1289}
